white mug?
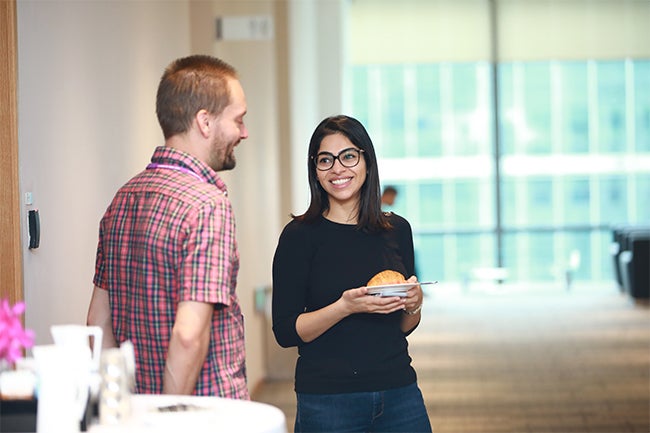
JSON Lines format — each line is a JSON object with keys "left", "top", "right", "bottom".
{"left": 50, "top": 324, "right": 103, "bottom": 372}
{"left": 33, "top": 344, "right": 90, "bottom": 433}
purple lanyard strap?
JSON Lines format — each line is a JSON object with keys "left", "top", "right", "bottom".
{"left": 146, "top": 163, "right": 204, "bottom": 183}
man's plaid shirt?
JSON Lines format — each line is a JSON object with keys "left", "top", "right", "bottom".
{"left": 93, "top": 146, "right": 248, "bottom": 399}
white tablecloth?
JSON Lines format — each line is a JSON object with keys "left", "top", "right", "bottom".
{"left": 89, "top": 394, "right": 287, "bottom": 433}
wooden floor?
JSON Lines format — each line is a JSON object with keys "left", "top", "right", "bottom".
{"left": 252, "top": 283, "right": 650, "bottom": 433}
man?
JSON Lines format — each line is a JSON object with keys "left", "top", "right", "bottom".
{"left": 87, "top": 55, "right": 249, "bottom": 399}
{"left": 381, "top": 185, "right": 398, "bottom": 207}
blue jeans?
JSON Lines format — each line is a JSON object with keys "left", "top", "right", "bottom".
{"left": 295, "top": 383, "right": 432, "bottom": 433}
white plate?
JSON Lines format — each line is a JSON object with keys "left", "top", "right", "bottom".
{"left": 366, "top": 281, "right": 437, "bottom": 297}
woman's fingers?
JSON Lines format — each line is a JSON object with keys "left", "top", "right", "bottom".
{"left": 367, "top": 295, "right": 405, "bottom": 313}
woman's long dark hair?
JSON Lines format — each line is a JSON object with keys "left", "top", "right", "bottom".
{"left": 294, "top": 115, "right": 391, "bottom": 232}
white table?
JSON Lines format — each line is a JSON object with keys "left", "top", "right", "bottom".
{"left": 89, "top": 394, "right": 287, "bottom": 433}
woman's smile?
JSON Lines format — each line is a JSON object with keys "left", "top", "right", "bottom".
{"left": 331, "top": 177, "right": 353, "bottom": 187}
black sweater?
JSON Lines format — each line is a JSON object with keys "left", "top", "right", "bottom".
{"left": 271, "top": 214, "right": 418, "bottom": 394}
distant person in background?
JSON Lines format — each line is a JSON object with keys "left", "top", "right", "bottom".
{"left": 381, "top": 184, "right": 423, "bottom": 283}
{"left": 381, "top": 185, "right": 398, "bottom": 208}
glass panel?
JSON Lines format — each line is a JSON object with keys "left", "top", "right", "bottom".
{"left": 596, "top": 61, "right": 626, "bottom": 153}
{"left": 560, "top": 62, "right": 589, "bottom": 153}
{"left": 636, "top": 175, "right": 650, "bottom": 223}
{"left": 495, "top": 59, "right": 647, "bottom": 284}
{"left": 454, "top": 233, "right": 496, "bottom": 276}
{"left": 503, "top": 232, "right": 555, "bottom": 281}
{"left": 598, "top": 176, "right": 627, "bottom": 225}
{"left": 563, "top": 230, "right": 591, "bottom": 282}
{"left": 453, "top": 181, "right": 481, "bottom": 227}
{"left": 523, "top": 62, "right": 552, "bottom": 155}
{"left": 498, "top": 63, "right": 516, "bottom": 155}
{"left": 417, "top": 182, "right": 443, "bottom": 228}
{"left": 415, "top": 64, "right": 442, "bottom": 157}
{"left": 380, "top": 66, "right": 406, "bottom": 158}
{"left": 531, "top": 232, "right": 555, "bottom": 281}
{"left": 561, "top": 177, "right": 590, "bottom": 225}
{"left": 526, "top": 178, "right": 553, "bottom": 226}
{"left": 414, "top": 234, "right": 444, "bottom": 283}
{"left": 635, "top": 60, "right": 650, "bottom": 152}
{"left": 500, "top": 177, "right": 517, "bottom": 227}
{"left": 595, "top": 230, "right": 614, "bottom": 281}
{"left": 448, "top": 63, "right": 491, "bottom": 156}
{"left": 350, "top": 66, "right": 370, "bottom": 127}
{"left": 415, "top": 233, "right": 497, "bottom": 284}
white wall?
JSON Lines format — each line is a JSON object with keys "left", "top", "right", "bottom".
{"left": 16, "top": 0, "right": 284, "bottom": 393}
{"left": 17, "top": 0, "right": 189, "bottom": 339}
{"left": 196, "top": 0, "right": 284, "bottom": 393}
{"left": 288, "top": 0, "right": 346, "bottom": 215}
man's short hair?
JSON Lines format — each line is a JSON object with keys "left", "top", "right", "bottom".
{"left": 156, "top": 55, "right": 238, "bottom": 139}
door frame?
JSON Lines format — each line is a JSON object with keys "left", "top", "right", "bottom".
{"left": 0, "top": 0, "right": 24, "bottom": 305}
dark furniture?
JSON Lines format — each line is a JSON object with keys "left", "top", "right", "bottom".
{"left": 0, "top": 399, "right": 37, "bottom": 432}
{"left": 611, "top": 225, "right": 650, "bottom": 300}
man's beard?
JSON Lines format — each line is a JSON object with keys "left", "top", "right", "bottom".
{"left": 210, "top": 141, "right": 237, "bottom": 172}
{"left": 220, "top": 153, "right": 236, "bottom": 171}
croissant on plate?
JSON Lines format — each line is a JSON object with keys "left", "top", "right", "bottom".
{"left": 366, "top": 270, "right": 406, "bottom": 286}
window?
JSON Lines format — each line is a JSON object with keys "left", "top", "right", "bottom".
{"left": 348, "top": 59, "right": 650, "bottom": 284}
{"left": 346, "top": 1, "right": 650, "bottom": 285}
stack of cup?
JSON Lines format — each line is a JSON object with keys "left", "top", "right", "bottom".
{"left": 98, "top": 346, "right": 132, "bottom": 425}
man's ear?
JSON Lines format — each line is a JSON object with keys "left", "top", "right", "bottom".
{"left": 196, "top": 109, "right": 212, "bottom": 138}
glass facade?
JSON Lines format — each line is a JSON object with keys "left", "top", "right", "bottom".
{"left": 348, "top": 60, "right": 650, "bottom": 285}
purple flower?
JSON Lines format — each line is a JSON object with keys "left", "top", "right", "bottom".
{"left": 0, "top": 299, "right": 35, "bottom": 364}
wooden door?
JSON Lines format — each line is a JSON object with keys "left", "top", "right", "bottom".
{"left": 0, "top": 0, "right": 24, "bottom": 305}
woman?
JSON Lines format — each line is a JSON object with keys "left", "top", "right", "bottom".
{"left": 272, "top": 115, "right": 432, "bottom": 432}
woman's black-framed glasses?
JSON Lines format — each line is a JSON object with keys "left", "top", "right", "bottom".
{"left": 312, "top": 147, "right": 365, "bottom": 171}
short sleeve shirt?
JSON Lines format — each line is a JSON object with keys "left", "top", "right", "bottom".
{"left": 93, "top": 146, "right": 248, "bottom": 399}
